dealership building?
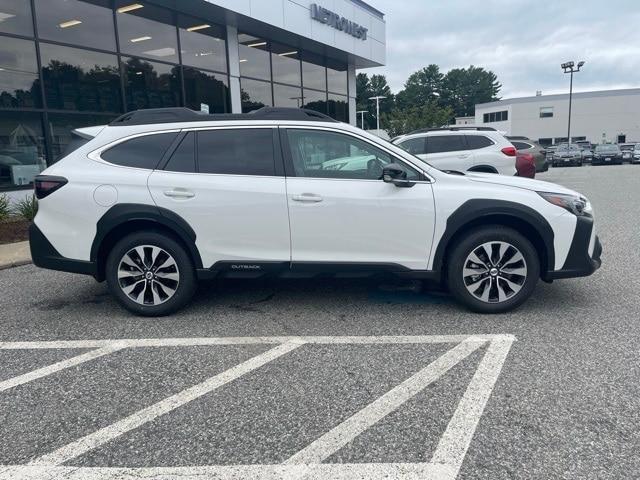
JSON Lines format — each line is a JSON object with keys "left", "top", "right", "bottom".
{"left": 0, "top": 0, "right": 386, "bottom": 195}
{"left": 474, "top": 88, "right": 640, "bottom": 146}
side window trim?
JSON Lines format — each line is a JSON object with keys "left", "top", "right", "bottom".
{"left": 280, "top": 126, "right": 427, "bottom": 181}
{"left": 157, "top": 131, "right": 189, "bottom": 171}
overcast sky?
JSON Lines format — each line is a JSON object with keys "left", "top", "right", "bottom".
{"left": 366, "top": 0, "right": 640, "bottom": 99}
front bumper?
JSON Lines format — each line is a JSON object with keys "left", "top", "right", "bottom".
{"left": 29, "top": 223, "right": 96, "bottom": 277}
{"left": 544, "top": 215, "right": 602, "bottom": 281}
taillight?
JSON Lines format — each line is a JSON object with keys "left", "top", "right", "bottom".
{"left": 34, "top": 176, "right": 68, "bottom": 199}
{"left": 501, "top": 146, "right": 517, "bottom": 157}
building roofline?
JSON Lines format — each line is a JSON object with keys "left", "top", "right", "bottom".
{"left": 476, "top": 87, "right": 640, "bottom": 108}
{"left": 350, "top": 0, "right": 385, "bottom": 19}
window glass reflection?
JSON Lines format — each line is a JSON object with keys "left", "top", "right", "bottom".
{"left": 40, "top": 43, "right": 122, "bottom": 112}
{"left": 0, "top": 112, "right": 46, "bottom": 188}
{"left": 302, "top": 89, "right": 327, "bottom": 114}
{"left": 0, "top": 0, "right": 34, "bottom": 36}
{"left": 35, "top": 0, "right": 116, "bottom": 52}
{"left": 47, "top": 113, "right": 117, "bottom": 161}
{"left": 273, "top": 83, "right": 302, "bottom": 108}
{"left": 271, "top": 43, "right": 300, "bottom": 86}
{"left": 328, "top": 93, "right": 348, "bottom": 122}
{"left": 302, "top": 53, "right": 326, "bottom": 91}
{"left": 116, "top": 2, "right": 179, "bottom": 64}
{"left": 0, "top": 36, "right": 41, "bottom": 108}
{"left": 178, "top": 16, "right": 227, "bottom": 73}
{"left": 183, "top": 67, "right": 229, "bottom": 113}
{"left": 123, "top": 57, "right": 181, "bottom": 110}
{"left": 327, "top": 60, "right": 348, "bottom": 94}
{"left": 238, "top": 34, "right": 270, "bottom": 81}
{"left": 240, "top": 77, "right": 272, "bottom": 112}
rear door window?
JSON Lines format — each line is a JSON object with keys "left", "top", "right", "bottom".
{"left": 398, "top": 137, "right": 426, "bottom": 155}
{"left": 466, "top": 135, "right": 495, "bottom": 150}
{"left": 101, "top": 132, "right": 178, "bottom": 169}
{"left": 164, "top": 133, "right": 195, "bottom": 173}
{"left": 426, "top": 135, "right": 466, "bottom": 154}
{"left": 197, "top": 128, "right": 275, "bottom": 176}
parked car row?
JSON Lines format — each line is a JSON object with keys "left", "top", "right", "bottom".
{"left": 543, "top": 142, "right": 640, "bottom": 167}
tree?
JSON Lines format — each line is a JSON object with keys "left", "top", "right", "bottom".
{"left": 395, "top": 64, "right": 443, "bottom": 110}
{"left": 382, "top": 101, "right": 453, "bottom": 138}
{"left": 441, "top": 65, "right": 501, "bottom": 117}
{"left": 355, "top": 73, "right": 394, "bottom": 129}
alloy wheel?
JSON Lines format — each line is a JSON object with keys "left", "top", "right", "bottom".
{"left": 462, "top": 241, "right": 528, "bottom": 303}
{"left": 117, "top": 245, "right": 180, "bottom": 306}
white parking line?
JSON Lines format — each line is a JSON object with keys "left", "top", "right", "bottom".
{"left": 0, "top": 462, "right": 456, "bottom": 480}
{"left": 0, "top": 334, "right": 515, "bottom": 479}
{"left": 0, "top": 345, "right": 125, "bottom": 393}
{"left": 0, "top": 334, "right": 506, "bottom": 350}
{"left": 29, "top": 342, "right": 303, "bottom": 466}
{"left": 285, "top": 338, "right": 484, "bottom": 465}
{"left": 431, "top": 335, "right": 515, "bottom": 476}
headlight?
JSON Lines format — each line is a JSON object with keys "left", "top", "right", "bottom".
{"left": 538, "top": 192, "right": 590, "bottom": 216}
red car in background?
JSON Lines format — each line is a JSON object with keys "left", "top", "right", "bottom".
{"left": 516, "top": 152, "right": 536, "bottom": 178}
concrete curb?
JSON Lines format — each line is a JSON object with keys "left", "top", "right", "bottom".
{"left": 0, "top": 241, "right": 32, "bottom": 271}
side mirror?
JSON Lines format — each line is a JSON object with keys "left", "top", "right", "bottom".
{"left": 382, "top": 163, "right": 415, "bottom": 188}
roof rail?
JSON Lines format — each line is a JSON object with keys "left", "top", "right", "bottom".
{"left": 407, "top": 126, "right": 497, "bottom": 135}
{"left": 109, "top": 107, "right": 338, "bottom": 126}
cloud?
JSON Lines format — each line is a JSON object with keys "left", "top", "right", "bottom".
{"left": 365, "top": 0, "right": 640, "bottom": 98}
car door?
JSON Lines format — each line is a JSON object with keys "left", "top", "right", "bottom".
{"left": 282, "top": 127, "right": 435, "bottom": 270}
{"left": 424, "top": 134, "right": 473, "bottom": 171}
{"left": 147, "top": 127, "right": 290, "bottom": 269}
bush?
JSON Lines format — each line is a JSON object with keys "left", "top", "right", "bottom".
{"left": 0, "top": 194, "right": 9, "bottom": 222}
{"left": 14, "top": 194, "right": 38, "bottom": 222}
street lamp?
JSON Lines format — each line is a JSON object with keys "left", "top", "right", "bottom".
{"left": 561, "top": 60, "right": 585, "bottom": 144}
{"left": 368, "top": 96, "right": 386, "bottom": 131}
{"left": 356, "top": 110, "right": 368, "bottom": 130}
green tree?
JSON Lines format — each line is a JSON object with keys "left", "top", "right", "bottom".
{"left": 355, "top": 73, "right": 394, "bottom": 129}
{"left": 441, "top": 65, "right": 501, "bottom": 117}
{"left": 395, "top": 64, "right": 443, "bottom": 110}
{"left": 382, "top": 101, "right": 453, "bottom": 138}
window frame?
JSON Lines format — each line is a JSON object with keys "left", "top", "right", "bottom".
{"left": 280, "top": 126, "right": 430, "bottom": 182}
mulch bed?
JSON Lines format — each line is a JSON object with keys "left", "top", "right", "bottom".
{"left": 0, "top": 219, "right": 30, "bottom": 245}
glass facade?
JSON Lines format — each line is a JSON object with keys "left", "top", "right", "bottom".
{"left": 238, "top": 32, "right": 348, "bottom": 121}
{"left": 0, "top": 1, "right": 350, "bottom": 191}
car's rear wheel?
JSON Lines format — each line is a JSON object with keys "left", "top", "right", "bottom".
{"left": 106, "top": 231, "right": 197, "bottom": 316}
{"left": 446, "top": 226, "right": 540, "bottom": 313}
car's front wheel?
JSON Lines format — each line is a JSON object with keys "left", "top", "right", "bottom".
{"left": 446, "top": 226, "right": 540, "bottom": 313}
{"left": 105, "top": 231, "right": 197, "bottom": 316}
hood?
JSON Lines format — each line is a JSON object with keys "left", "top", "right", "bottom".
{"left": 465, "top": 172, "right": 581, "bottom": 196}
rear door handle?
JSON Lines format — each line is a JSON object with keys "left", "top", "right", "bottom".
{"left": 163, "top": 189, "right": 195, "bottom": 199}
{"left": 458, "top": 153, "right": 470, "bottom": 159}
{"left": 292, "top": 193, "right": 323, "bottom": 203}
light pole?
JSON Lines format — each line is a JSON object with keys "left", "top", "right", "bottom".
{"left": 356, "top": 110, "right": 368, "bottom": 130}
{"left": 561, "top": 60, "right": 585, "bottom": 144}
{"left": 368, "top": 96, "right": 386, "bottom": 131}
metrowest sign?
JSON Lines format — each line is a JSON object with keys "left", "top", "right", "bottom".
{"left": 310, "top": 4, "right": 368, "bottom": 40}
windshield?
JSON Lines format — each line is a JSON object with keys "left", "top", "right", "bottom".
{"left": 556, "top": 144, "right": 580, "bottom": 152}
{"left": 620, "top": 144, "right": 633, "bottom": 151}
{"left": 595, "top": 145, "right": 620, "bottom": 153}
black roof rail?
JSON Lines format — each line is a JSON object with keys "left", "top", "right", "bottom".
{"left": 407, "top": 126, "right": 497, "bottom": 135}
{"left": 109, "top": 107, "right": 338, "bottom": 126}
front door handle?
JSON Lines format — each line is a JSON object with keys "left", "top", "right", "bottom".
{"left": 163, "top": 189, "right": 195, "bottom": 199}
{"left": 292, "top": 193, "right": 323, "bottom": 203}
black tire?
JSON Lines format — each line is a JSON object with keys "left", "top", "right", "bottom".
{"left": 446, "top": 226, "right": 540, "bottom": 314}
{"left": 105, "top": 230, "right": 197, "bottom": 316}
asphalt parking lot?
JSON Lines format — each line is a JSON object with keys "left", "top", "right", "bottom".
{"left": 1, "top": 164, "right": 639, "bottom": 479}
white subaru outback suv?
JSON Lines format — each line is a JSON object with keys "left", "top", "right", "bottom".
{"left": 30, "top": 107, "right": 601, "bottom": 316}
{"left": 393, "top": 127, "right": 517, "bottom": 175}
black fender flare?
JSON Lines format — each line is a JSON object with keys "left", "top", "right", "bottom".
{"left": 90, "top": 203, "right": 203, "bottom": 270}
{"left": 431, "top": 199, "right": 555, "bottom": 274}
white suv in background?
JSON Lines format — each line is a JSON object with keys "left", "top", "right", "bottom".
{"left": 393, "top": 127, "right": 517, "bottom": 175}
{"left": 30, "top": 108, "right": 601, "bottom": 316}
